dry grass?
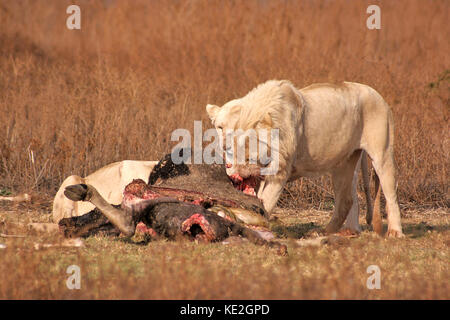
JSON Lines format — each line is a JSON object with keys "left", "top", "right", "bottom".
{"left": 0, "top": 0, "right": 448, "bottom": 208}
{"left": 0, "top": 0, "right": 448, "bottom": 300}
{"left": 0, "top": 207, "right": 448, "bottom": 299}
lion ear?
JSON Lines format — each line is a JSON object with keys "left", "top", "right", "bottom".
{"left": 228, "top": 104, "right": 242, "bottom": 115}
{"left": 206, "top": 104, "right": 220, "bottom": 122}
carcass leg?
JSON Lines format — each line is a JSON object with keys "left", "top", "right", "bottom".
{"left": 64, "top": 184, "right": 137, "bottom": 236}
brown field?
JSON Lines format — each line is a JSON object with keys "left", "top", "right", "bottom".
{"left": 0, "top": 0, "right": 448, "bottom": 300}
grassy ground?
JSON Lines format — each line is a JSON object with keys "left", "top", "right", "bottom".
{"left": 1, "top": 203, "right": 448, "bottom": 299}
{"left": 0, "top": 0, "right": 448, "bottom": 300}
{"left": 0, "top": 0, "right": 448, "bottom": 209}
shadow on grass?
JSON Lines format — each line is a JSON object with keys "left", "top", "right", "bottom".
{"left": 271, "top": 221, "right": 450, "bottom": 240}
{"left": 270, "top": 222, "right": 321, "bottom": 239}
{"left": 114, "top": 235, "right": 152, "bottom": 246}
{"left": 402, "top": 222, "right": 450, "bottom": 239}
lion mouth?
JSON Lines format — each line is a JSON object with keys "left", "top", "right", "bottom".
{"left": 228, "top": 173, "right": 263, "bottom": 196}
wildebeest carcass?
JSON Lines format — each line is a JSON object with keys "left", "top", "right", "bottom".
{"left": 59, "top": 152, "right": 287, "bottom": 254}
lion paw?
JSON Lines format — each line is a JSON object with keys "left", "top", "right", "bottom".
{"left": 386, "top": 229, "right": 405, "bottom": 238}
{"left": 337, "top": 228, "right": 360, "bottom": 238}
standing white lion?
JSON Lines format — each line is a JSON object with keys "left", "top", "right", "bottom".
{"left": 206, "top": 80, "right": 403, "bottom": 237}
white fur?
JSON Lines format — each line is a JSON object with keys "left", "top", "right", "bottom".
{"left": 52, "top": 160, "right": 158, "bottom": 223}
{"left": 207, "top": 80, "right": 403, "bottom": 237}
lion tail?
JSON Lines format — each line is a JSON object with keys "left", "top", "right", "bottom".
{"left": 361, "top": 152, "right": 372, "bottom": 225}
{"left": 361, "top": 151, "right": 383, "bottom": 235}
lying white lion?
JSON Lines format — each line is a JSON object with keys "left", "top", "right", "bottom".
{"left": 206, "top": 80, "right": 403, "bottom": 237}
{"left": 52, "top": 160, "right": 158, "bottom": 223}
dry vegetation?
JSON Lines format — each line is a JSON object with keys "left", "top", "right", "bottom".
{"left": 0, "top": 206, "right": 448, "bottom": 299}
{"left": 0, "top": 0, "right": 448, "bottom": 300}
